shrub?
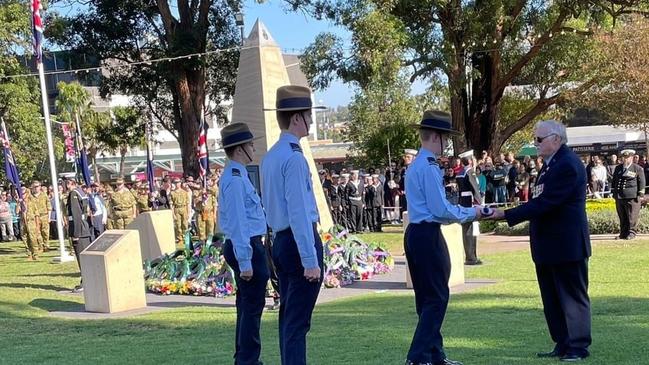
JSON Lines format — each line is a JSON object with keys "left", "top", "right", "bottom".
{"left": 492, "top": 207, "right": 649, "bottom": 235}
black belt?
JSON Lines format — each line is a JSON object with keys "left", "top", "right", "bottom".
{"left": 276, "top": 222, "right": 318, "bottom": 235}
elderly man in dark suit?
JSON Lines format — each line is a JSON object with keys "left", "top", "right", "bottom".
{"left": 491, "top": 120, "right": 591, "bottom": 362}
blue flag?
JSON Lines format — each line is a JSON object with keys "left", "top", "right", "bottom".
{"left": 146, "top": 144, "right": 155, "bottom": 193}
{"left": 76, "top": 148, "right": 97, "bottom": 212}
{"left": 1, "top": 121, "right": 23, "bottom": 202}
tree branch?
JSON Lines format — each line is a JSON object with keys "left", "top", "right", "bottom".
{"left": 500, "top": 0, "right": 528, "bottom": 40}
{"left": 497, "top": 9, "right": 570, "bottom": 95}
{"left": 156, "top": 0, "right": 176, "bottom": 36}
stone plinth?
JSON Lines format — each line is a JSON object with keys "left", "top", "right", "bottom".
{"left": 126, "top": 210, "right": 175, "bottom": 262}
{"left": 80, "top": 230, "right": 147, "bottom": 313}
{"left": 403, "top": 211, "right": 465, "bottom": 289}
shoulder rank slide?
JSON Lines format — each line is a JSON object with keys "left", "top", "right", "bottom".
{"left": 427, "top": 157, "right": 437, "bottom": 166}
{"left": 290, "top": 143, "right": 303, "bottom": 153}
{"left": 232, "top": 168, "right": 241, "bottom": 177}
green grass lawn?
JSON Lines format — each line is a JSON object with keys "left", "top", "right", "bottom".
{"left": 0, "top": 238, "right": 648, "bottom": 364}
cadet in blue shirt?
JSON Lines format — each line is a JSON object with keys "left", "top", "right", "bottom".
{"left": 261, "top": 85, "right": 325, "bottom": 365}
{"left": 218, "top": 123, "right": 269, "bottom": 365}
{"left": 404, "top": 110, "right": 483, "bottom": 365}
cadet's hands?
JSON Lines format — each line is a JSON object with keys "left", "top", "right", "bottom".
{"left": 304, "top": 266, "right": 321, "bottom": 282}
{"left": 240, "top": 270, "right": 253, "bottom": 281}
{"left": 491, "top": 208, "right": 505, "bottom": 220}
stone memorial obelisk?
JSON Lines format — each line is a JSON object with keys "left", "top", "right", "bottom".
{"left": 231, "top": 19, "right": 333, "bottom": 230}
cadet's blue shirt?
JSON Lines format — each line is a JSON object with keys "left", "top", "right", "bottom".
{"left": 218, "top": 160, "right": 267, "bottom": 272}
{"left": 261, "top": 132, "right": 320, "bottom": 270}
{"left": 405, "top": 148, "right": 476, "bottom": 224}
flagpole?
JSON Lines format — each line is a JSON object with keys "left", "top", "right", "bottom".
{"left": 37, "top": 62, "right": 74, "bottom": 263}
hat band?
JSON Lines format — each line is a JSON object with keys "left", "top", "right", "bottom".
{"left": 222, "top": 131, "right": 253, "bottom": 147}
{"left": 421, "top": 118, "right": 452, "bottom": 130}
{"left": 277, "top": 97, "right": 312, "bottom": 109}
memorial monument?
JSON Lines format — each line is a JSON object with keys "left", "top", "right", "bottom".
{"left": 127, "top": 210, "right": 176, "bottom": 262}
{"left": 80, "top": 230, "right": 147, "bottom": 313}
{"left": 230, "top": 19, "right": 333, "bottom": 230}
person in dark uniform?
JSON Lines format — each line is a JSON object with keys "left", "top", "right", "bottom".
{"left": 218, "top": 123, "right": 269, "bottom": 365}
{"left": 457, "top": 150, "right": 482, "bottom": 265}
{"left": 371, "top": 174, "right": 384, "bottom": 232}
{"left": 345, "top": 170, "right": 364, "bottom": 233}
{"left": 492, "top": 120, "right": 592, "bottom": 362}
{"left": 66, "top": 178, "right": 92, "bottom": 293}
{"left": 338, "top": 173, "right": 350, "bottom": 230}
{"left": 261, "top": 85, "right": 325, "bottom": 365}
{"left": 404, "top": 110, "right": 483, "bottom": 365}
{"left": 363, "top": 174, "right": 374, "bottom": 231}
{"left": 328, "top": 174, "right": 342, "bottom": 227}
{"left": 399, "top": 149, "right": 417, "bottom": 219}
{"left": 611, "top": 149, "right": 646, "bottom": 240}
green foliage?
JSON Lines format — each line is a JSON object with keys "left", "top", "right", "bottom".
{"left": 0, "top": 1, "right": 63, "bottom": 182}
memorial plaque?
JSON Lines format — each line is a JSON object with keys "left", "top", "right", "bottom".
{"left": 86, "top": 233, "right": 122, "bottom": 252}
{"left": 80, "top": 230, "right": 147, "bottom": 313}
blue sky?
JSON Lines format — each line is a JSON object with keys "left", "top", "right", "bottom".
{"left": 241, "top": 0, "right": 356, "bottom": 108}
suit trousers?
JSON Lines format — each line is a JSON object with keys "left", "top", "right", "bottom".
{"left": 461, "top": 222, "right": 478, "bottom": 262}
{"left": 615, "top": 198, "right": 641, "bottom": 238}
{"left": 535, "top": 259, "right": 591, "bottom": 357}
{"left": 223, "top": 236, "right": 270, "bottom": 365}
{"left": 272, "top": 225, "right": 323, "bottom": 365}
{"left": 404, "top": 221, "right": 450, "bottom": 363}
{"left": 373, "top": 207, "right": 382, "bottom": 232}
{"left": 350, "top": 202, "right": 363, "bottom": 232}
{"left": 71, "top": 236, "right": 92, "bottom": 272}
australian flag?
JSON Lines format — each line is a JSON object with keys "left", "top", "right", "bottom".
{"left": 31, "top": 0, "right": 44, "bottom": 63}
{"left": 146, "top": 142, "right": 155, "bottom": 193}
{"left": 0, "top": 121, "right": 24, "bottom": 202}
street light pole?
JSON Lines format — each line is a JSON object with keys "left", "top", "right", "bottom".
{"left": 235, "top": 12, "right": 245, "bottom": 45}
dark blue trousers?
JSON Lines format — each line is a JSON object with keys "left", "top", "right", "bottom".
{"left": 404, "top": 221, "right": 450, "bottom": 363}
{"left": 223, "top": 236, "right": 270, "bottom": 365}
{"left": 272, "top": 225, "right": 323, "bottom": 365}
{"left": 535, "top": 259, "right": 591, "bottom": 357}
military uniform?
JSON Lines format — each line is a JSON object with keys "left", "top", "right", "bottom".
{"left": 457, "top": 151, "right": 482, "bottom": 265}
{"left": 67, "top": 182, "right": 92, "bottom": 291}
{"left": 345, "top": 174, "right": 364, "bottom": 233}
{"left": 136, "top": 188, "right": 152, "bottom": 214}
{"left": 34, "top": 191, "right": 51, "bottom": 250}
{"left": 22, "top": 190, "right": 41, "bottom": 259}
{"left": 404, "top": 111, "right": 476, "bottom": 365}
{"left": 370, "top": 177, "right": 384, "bottom": 232}
{"left": 328, "top": 177, "right": 342, "bottom": 226}
{"left": 338, "top": 175, "right": 350, "bottom": 230}
{"left": 611, "top": 155, "right": 645, "bottom": 240}
{"left": 170, "top": 181, "right": 189, "bottom": 245}
{"left": 110, "top": 182, "right": 136, "bottom": 229}
{"left": 194, "top": 188, "right": 216, "bottom": 243}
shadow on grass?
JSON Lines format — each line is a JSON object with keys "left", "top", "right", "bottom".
{"left": 19, "top": 272, "right": 80, "bottom": 278}
{"left": 0, "top": 247, "right": 19, "bottom": 255}
{"left": 30, "top": 298, "right": 84, "bottom": 313}
{"left": 0, "top": 282, "right": 71, "bottom": 292}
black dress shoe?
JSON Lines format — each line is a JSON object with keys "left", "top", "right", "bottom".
{"left": 435, "top": 359, "right": 463, "bottom": 365}
{"left": 560, "top": 353, "right": 588, "bottom": 362}
{"left": 536, "top": 349, "right": 563, "bottom": 358}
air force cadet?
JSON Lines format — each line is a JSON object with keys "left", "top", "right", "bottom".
{"left": 456, "top": 150, "right": 482, "bottom": 265}
{"left": 218, "top": 123, "right": 269, "bottom": 365}
{"left": 261, "top": 85, "right": 326, "bottom": 365}
{"left": 404, "top": 110, "right": 484, "bottom": 365}
{"left": 611, "top": 149, "right": 645, "bottom": 240}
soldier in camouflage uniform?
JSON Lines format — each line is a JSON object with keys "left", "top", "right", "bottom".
{"left": 32, "top": 181, "right": 52, "bottom": 251}
{"left": 208, "top": 173, "right": 219, "bottom": 233}
{"left": 170, "top": 178, "right": 189, "bottom": 245}
{"left": 103, "top": 184, "right": 114, "bottom": 230}
{"left": 23, "top": 187, "right": 41, "bottom": 260}
{"left": 136, "top": 185, "right": 152, "bottom": 214}
{"left": 109, "top": 178, "right": 136, "bottom": 229}
{"left": 194, "top": 186, "right": 216, "bottom": 244}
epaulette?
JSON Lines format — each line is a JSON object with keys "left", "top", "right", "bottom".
{"left": 427, "top": 157, "right": 437, "bottom": 166}
{"left": 232, "top": 168, "right": 241, "bottom": 177}
{"left": 290, "top": 143, "right": 303, "bottom": 153}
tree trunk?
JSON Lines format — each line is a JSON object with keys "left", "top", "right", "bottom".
{"left": 171, "top": 67, "right": 205, "bottom": 178}
{"left": 465, "top": 52, "right": 502, "bottom": 155}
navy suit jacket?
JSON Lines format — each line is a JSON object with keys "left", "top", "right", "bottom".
{"left": 504, "top": 144, "right": 591, "bottom": 265}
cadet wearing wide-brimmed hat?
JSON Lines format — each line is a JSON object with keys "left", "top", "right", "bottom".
{"left": 404, "top": 110, "right": 483, "bottom": 365}
{"left": 261, "top": 85, "right": 326, "bottom": 365}
{"left": 611, "top": 149, "right": 646, "bottom": 240}
{"left": 218, "top": 122, "right": 268, "bottom": 365}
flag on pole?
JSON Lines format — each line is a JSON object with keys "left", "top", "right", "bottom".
{"left": 77, "top": 148, "right": 92, "bottom": 187}
{"left": 146, "top": 142, "right": 155, "bottom": 193}
{"left": 0, "top": 119, "right": 24, "bottom": 202}
{"left": 31, "top": 0, "right": 44, "bottom": 63}
{"left": 198, "top": 121, "right": 209, "bottom": 184}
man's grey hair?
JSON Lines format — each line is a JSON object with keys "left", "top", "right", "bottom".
{"left": 536, "top": 120, "right": 568, "bottom": 144}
